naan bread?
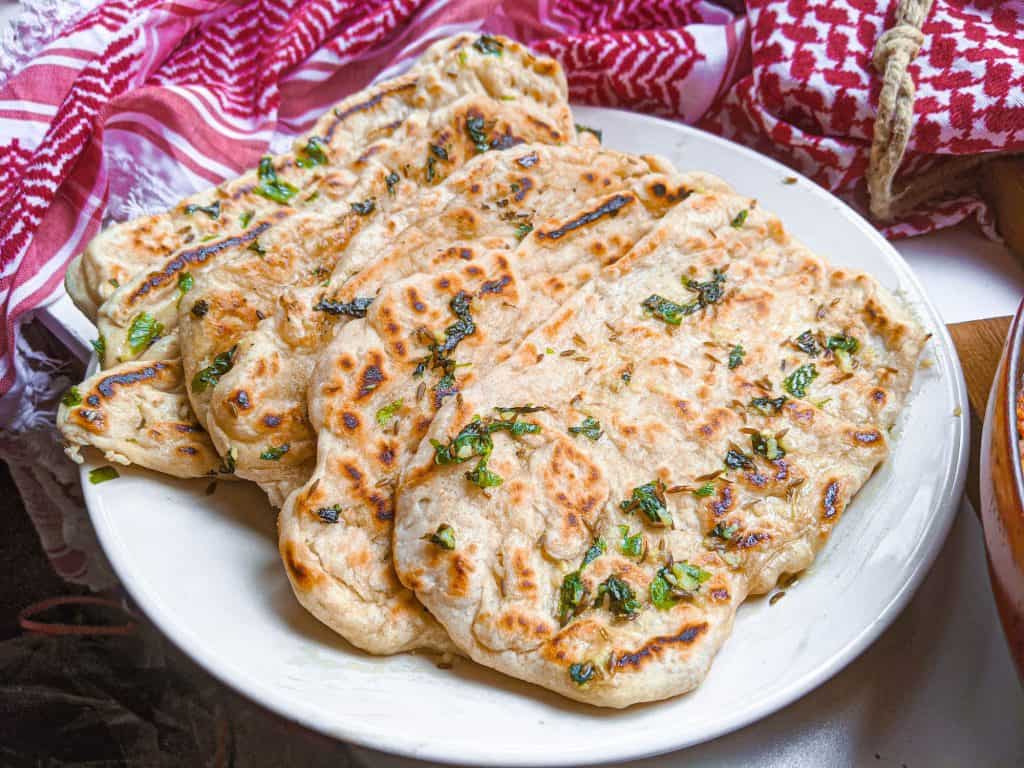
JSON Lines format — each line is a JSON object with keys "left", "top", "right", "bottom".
{"left": 65, "top": 33, "right": 565, "bottom": 320}
{"left": 210, "top": 146, "right": 697, "bottom": 506}
{"left": 59, "top": 35, "right": 573, "bottom": 481}
{"left": 93, "top": 38, "right": 572, "bottom": 368}
{"left": 276, "top": 148, "right": 708, "bottom": 654}
{"left": 391, "top": 180, "right": 926, "bottom": 706}
{"left": 179, "top": 95, "right": 574, "bottom": 430}
{"left": 59, "top": 358, "right": 227, "bottom": 478}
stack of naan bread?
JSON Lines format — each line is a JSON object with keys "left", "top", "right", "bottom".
{"left": 59, "top": 34, "right": 927, "bottom": 707}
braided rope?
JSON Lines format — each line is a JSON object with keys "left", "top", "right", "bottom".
{"left": 868, "top": 0, "right": 935, "bottom": 220}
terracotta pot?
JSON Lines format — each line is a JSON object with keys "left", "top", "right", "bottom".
{"left": 981, "top": 298, "right": 1024, "bottom": 680}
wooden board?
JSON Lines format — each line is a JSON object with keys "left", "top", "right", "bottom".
{"left": 948, "top": 315, "right": 1013, "bottom": 513}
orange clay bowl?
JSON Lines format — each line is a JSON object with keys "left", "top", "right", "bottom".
{"left": 981, "top": 297, "right": 1024, "bottom": 680}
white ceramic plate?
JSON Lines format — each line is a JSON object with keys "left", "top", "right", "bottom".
{"left": 82, "top": 107, "right": 967, "bottom": 767}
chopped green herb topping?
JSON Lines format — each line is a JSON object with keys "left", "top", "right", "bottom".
{"left": 254, "top": 157, "right": 298, "bottom": 204}
{"left": 385, "top": 171, "right": 400, "bottom": 196}
{"left": 426, "top": 524, "right": 456, "bottom": 550}
{"left": 184, "top": 200, "right": 221, "bottom": 219}
{"left": 641, "top": 269, "right": 727, "bottom": 324}
{"left": 191, "top": 345, "right": 237, "bottom": 393}
{"left": 375, "top": 399, "right": 403, "bottom": 427}
{"left": 90, "top": 336, "right": 106, "bottom": 359}
{"left": 581, "top": 538, "right": 606, "bottom": 568}
{"left": 694, "top": 482, "right": 715, "bottom": 497}
{"left": 514, "top": 221, "right": 533, "bottom": 241}
{"left": 414, "top": 291, "right": 476, "bottom": 405}
{"left": 730, "top": 209, "right": 748, "bottom": 228}
{"left": 221, "top": 446, "right": 237, "bottom": 474}
{"left": 575, "top": 124, "right": 603, "bottom": 143}
{"left": 641, "top": 294, "right": 690, "bottom": 325}
{"left": 314, "top": 296, "right": 374, "bottom": 317}
{"left": 618, "top": 525, "right": 645, "bottom": 559}
{"left": 260, "top": 443, "right": 290, "bottom": 461}
{"left": 594, "top": 575, "right": 641, "bottom": 618}
{"left": 558, "top": 536, "right": 608, "bottom": 625}
{"left": 710, "top": 522, "right": 739, "bottom": 541}
{"left": 109, "top": 278, "right": 119, "bottom": 288}
{"left": 127, "top": 312, "right": 163, "bottom": 355}
{"left": 728, "top": 344, "right": 745, "bottom": 369}
{"left": 495, "top": 405, "right": 548, "bottom": 415}
{"left": 61, "top": 386, "right": 81, "bottom": 407}
{"left": 751, "top": 431, "right": 785, "bottom": 460}
{"left": 317, "top": 505, "right": 341, "bottom": 524}
{"left": 296, "top": 136, "right": 328, "bottom": 168}
{"left": 568, "top": 417, "right": 602, "bottom": 441}
{"left": 783, "top": 363, "right": 818, "bottom": 398}
{"left": 568, "top": 661, "right": 595, "bottom": 686}
{"left": 177, "top": 272, "right": 194, "bottom": 301}
{"left": 350, "top": 199, "right": 375, "bottom": 216}
{"left": 239, "top": 210, "right": 254, "bottom": 227}
{"left": 795, "top": 330, "right": 821, "bottom": 357}
{"left": 558, "top": 570, "right": 585, "bottom": 625}
{"left": 472, "top": 34, "right": 504, "bottom": 56}
{"left": 826, "top": 334, "right": 860, "bottom": 353}
{"left": 620, "top": 480, "right": 672, "bottom": 527}
{"left": 430, "top": 143, "right": 449, "bottom": 161}
{"left": 89, "top": 466, "right": 120, "bottom": 484}
{"left": 724, "top": 448, "right": 754, "bottom": 470}
{"left": 430, "top": 406, "right": 541, "bottom": 489}
{"left": 465, "top": 115, "right": 490, "bottom": 153}
{"left": 248, "top": 239, "right": 266, "bottom": 256}
{"left": 749, "top": 396, "right": 788, "bottom": 416}
{"left": 487, "top": 418, "right": 541, "bottom": 437}
{"left": 650, "top": 561, "right": 712, "bottom": 609}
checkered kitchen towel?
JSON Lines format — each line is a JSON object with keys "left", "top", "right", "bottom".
{"left": 0, "top": 0, "right": 1021, "bottom": 583}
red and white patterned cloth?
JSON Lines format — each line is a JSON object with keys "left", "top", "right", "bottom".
{"left": 1, "top": 0, "right": 1022, "bottom": 585}
{"left": 2, "top": 0, "right": 1022, "bottom": 400}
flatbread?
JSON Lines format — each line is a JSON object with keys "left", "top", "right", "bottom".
{"left": 59, "top": 358, "right": 228, "bottom": 478}
{"left": 391, "top": 179, "right": 927, "bottom": 706}
{"left": 65, "top": 33, "right": 566, "bottom": 320}
{"left": 93, "top": 39, "right": 572, "bottom": 368}
{"left": 276, "top": 147, "right": 707, "bottom": 654}
{"left": 179, "top": 95, "right": 574, "bottom": 430}
{"left": 59, "top": 35, "right": 573, "bottom": 481}
{"left": 209, "top": 145, "right": 698, "bottom": 506}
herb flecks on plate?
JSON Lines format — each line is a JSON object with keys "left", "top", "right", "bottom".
{"left": 89, "top": 466, "right": 120, "bottom": 484}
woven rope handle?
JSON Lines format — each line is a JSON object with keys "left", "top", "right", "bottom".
{"left": 868, "top": 0, "right": 935, "bottom": 220}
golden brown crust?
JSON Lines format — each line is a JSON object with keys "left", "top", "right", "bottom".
{"left": 392, "top": 178, "right": 926, "bottom": 706}
{"left": 275, "top": 147, "right": 707, "bottom": 656}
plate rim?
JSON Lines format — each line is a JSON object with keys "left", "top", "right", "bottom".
{"left": 82, "top": 106, "right": 969, "bottom": 767}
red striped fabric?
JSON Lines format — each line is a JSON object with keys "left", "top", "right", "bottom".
{"left": 1, "top": 0, "right": 1021, "bottom": 407}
